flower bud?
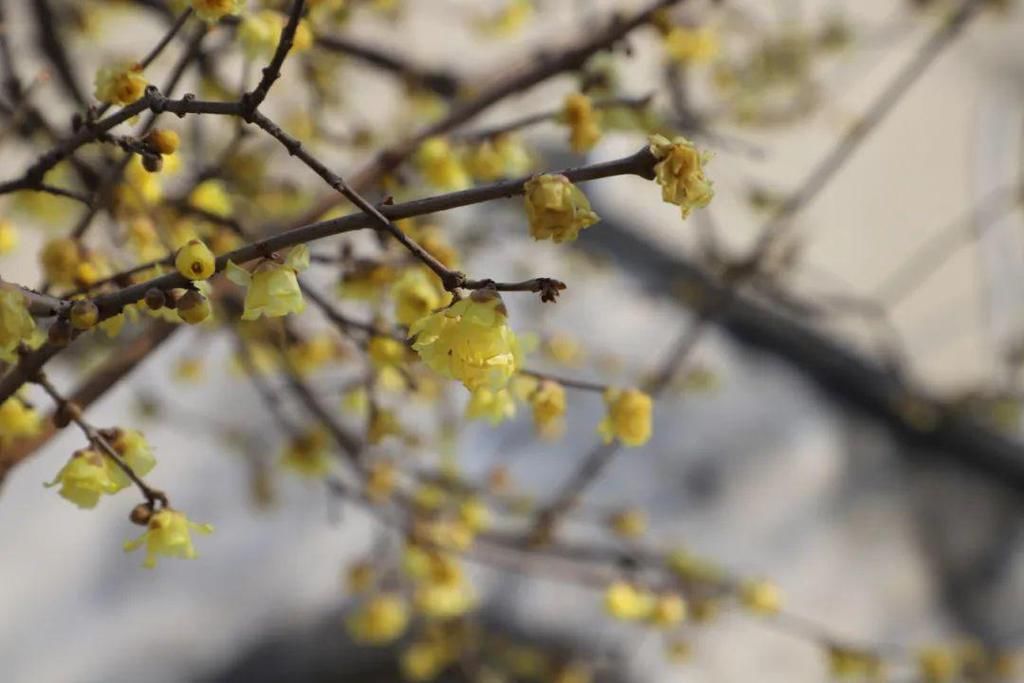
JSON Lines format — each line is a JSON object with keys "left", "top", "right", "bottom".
{"left": 175, "top": 239, "right": 216, "bottom": 281}
{"left": 144, "top": 288, "right": 166, "bottom": 311}
{"left": 145, "top": 129, "right": 179, "bottom": 155}
{"left": 70, "top": 299, "right": 99, "bottom": 330}
{"left": 47, "top": 318, "right": 73, "bottom": 346}
{"left": 177, "top": 289, "right": 211, "bottom": 324}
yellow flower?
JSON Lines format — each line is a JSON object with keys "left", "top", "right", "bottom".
{"left": 108, "top": 429, "right": 157, "bottom": 491}
{"left": 338, "top": 260, "right": 395, "bottom": 301}
{"left": 664, "top": 26, "right": 720, "bottom": 63}
{"left": 739, "top": 578, "right": 782, "bottom": 616}
{"left": 239, "top": 10, "right": 314, "bottom": 60}
{"left": 649, "top": 134, "right": 714, "bottom": 219}
{"left": 401, "top": 641, "right": 446, "bottom": 682}
{"left": 458, "top": 497, "right": 491, "bottom": 532}
{"left": 529, "top": 380, "right": 566, "bottom": 437}
{"left": 649, "top": 593, "right": 687, "bottom": 628}
{"left": 368, "top": 335, "right": 407, "bottom": 369}
{"left": 124, "top": 508, "right": 214, "bottom": 568}
{"left": 477, "top": 0, "right": 533, "bottom": 36}
{"left": 415, "top": 137, "right": 470, "bottom": 190}
{"left": 0, "top": 396, "right": 42, "bottom": 446}
{"left": 45, "top": 448, "right": 120, "bottom": 509}
{"left": 604, "top": 580, "right": 655, "bottom": 621}
{"left": 146, "top": 129, "right": 180, "bottom": 155}
{"left": 607, "top": 507, "right": 647, "bottom": 539}
{"left": 39, "top": 237, "right": 81, "bottom": 287}
{"left": 280, "top": 427, "right": 332, "bottom": 477}
{"left": 523, "top": 174, "right": 599, "bottom": 243}
{"left": 828, "top": 646, "right": 884, "bottom": 680}
{"left": 189, "top": 180, "right": 233, "bottom": 218}
{"left": 191, "top": 0, "right": 244, "bottom": 23}
{"left": 464, "top": 135, "right": 533, "bottom": 181}
{"left": 0, "top": 284, "right": 36, "bottom": 361}
{"left": 465, "top": 387, "right": 516, "bottom": 425}
{"left": 392, "top": 268, "right": 445, "bottom": 327}
{"left": 367, "top": 408, "right": 401, "bottom": 444}
{"left": 562, "top": 92, "right": 602, "bottom": 153}
{"left": 597, "top": 388, "right": 653, "bottom": 447}
{"left": 917, "top": 647, "right": 958, "bottom": 683}
{"left": 175, "top": 238, "right": 216, "bottom": 281}
{"left": 366, "top": 460, "right": 397, "bottom": 502}
{"left": 346, "top": 594, "right": 410, "bottom": 644}
{"left": 226, "top": 245, "right": 310, "bottom": 320}
{"left": 0, "top": 219, "right": 17, "bottom": 254}
{"left": 286, "top": 334, "right": 338, "bottom": 375}
{"left": 409, "top": 289, "right": 521, "bottom": 392}
{"left": 414, "top": 573, "right": 476, "bottom": 619}
{"left": 94, "top": 62, "right": 147, "bottom": 105}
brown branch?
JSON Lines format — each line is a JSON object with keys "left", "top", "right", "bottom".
{"left": 314, "top": 33, "right": 460, "bottom": 98}
{"left": 33, "top": 372, "right": 169, "bottom": 508}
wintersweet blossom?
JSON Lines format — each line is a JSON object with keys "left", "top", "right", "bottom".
{"left": 347, "top": 594, "right": 410, "bottom": 644}
{"left": 391, "top": 268, "right": 445, "bottom": 327}
{"left": 225, "top": 245, "right": 310, "bottom": 320}
{"left": 191, "top": 0, "right": 244, "bottom": 23}
{"left": 45, "top": 449, "right": 120, "bottom": 509}
{"left": 108, "top": 429, "right": 157, "bottom": 491}
{"left": 562, "top": 92, "right": 603, "bottom": 153}
{"left": 410, "top": 289, "right": 521, "bottom": 392}
{"left": 664, "top": 26, "right": 720, "bottom": 63}
{"left": 124, "top": 508, "right": 214, "bottom": 568}
{"left": 598, "top": 388, "right": 653, "bottom": 447}
{"left": 94, "top": 62, "right": 147, "bottom": 105}
{"left": 0, "top": 284, "right": 36, "bottom": 361}
{"left": 415, "top": 137, "right": 470, "bottom": 190}
{"left": 0, "top": 396, "right": 42, "bottom": 446}
{"left": 649, "top": 134, "right": 714, "bottom": 219}
{"left": 523, "top": 174, "right": 599, "bottom": 243}
{"left": 175, "top": 239, "right": 216, "bottom": 281}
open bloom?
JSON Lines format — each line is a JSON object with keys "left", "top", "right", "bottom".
{"left": 598, "top": 388, "right": 653, "bottom": 447}
{"left": 239, "top": 10, "right": 313, "bottom": 59}
{"left": 391, "top": 268, "right": 445, "bottom": 327}
{"left": 0, "top": 284, "right": 36, "bottom": 361}
{"left": 465, "top": 387, "right": 516, "bottom": 425}
{"left": 191, "top": 0, "right": 244, "bottom": 23}
{"left": 530, "top": 380, "right": 566, "bottom": 437}
{"left": 124, "top": 508, "right": 214, "bottom": 568}
{"left": 649, "top": 134, "right": 714, "bottom": 219}
{"left": 523, "top": 174, "right": 599, "bottom": 243}
{"left": 415, "top": 137, "right": 470, "bottom": 190}
{"left": 562, "top": 92, "right": 603, "bottom": 153}
{"left": 409, "top": 290, "right": 521, "bottom": 392}
{"left": 108, "top": 429, "right": 157, "bottom": 491}
{"left": 0, "top": 396, "right": 42, "bottom": 446}
{"left": 226, "top": 245, "right": 309, "bottom": 320}
{"left": 45, "top": 449, "right": 120, "bottom": 509}
{"left": 94, "top": 62, "right": 147, "bottom": 106}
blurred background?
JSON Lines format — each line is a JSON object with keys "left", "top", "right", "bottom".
{"left": 1, "top": 1, "right": 1024, "bottom": 681}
